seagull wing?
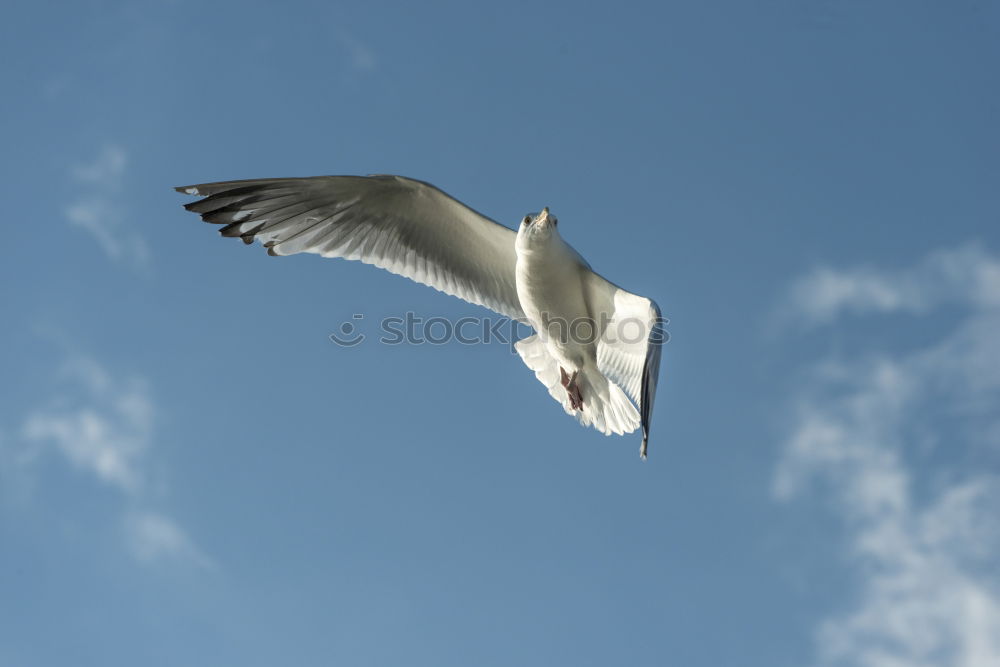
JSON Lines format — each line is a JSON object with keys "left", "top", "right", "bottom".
{"left": 585, "top": 272, "right": 664, "bottom": 458}
{"left": 176, "top": 175, "right": 525, "bottom": 320}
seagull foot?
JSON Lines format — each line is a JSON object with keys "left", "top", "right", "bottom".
{"left": 560, "top": 367, "right": 584, "bottom": 411}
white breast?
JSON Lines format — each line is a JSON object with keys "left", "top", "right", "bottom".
{"left": 515, "top": 233, "right": 595, "bottom": 371}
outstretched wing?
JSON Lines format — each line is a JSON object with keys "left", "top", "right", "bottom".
{"left": 176, "top": 175, "right": 525, "bottom": 320}
{"left": 585, "top": 272, "right": 664, "bottom": 459}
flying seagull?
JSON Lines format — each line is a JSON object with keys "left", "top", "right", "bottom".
{"left": 175, "top": 175, "right": 663, "bottom": 458}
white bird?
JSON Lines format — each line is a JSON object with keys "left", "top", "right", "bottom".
{"left": 176, "top": 175, "right": 664, "bottom": 458}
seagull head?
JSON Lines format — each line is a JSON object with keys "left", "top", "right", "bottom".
{"left": 516, "top": 207, "right": 559, "bottom": 247}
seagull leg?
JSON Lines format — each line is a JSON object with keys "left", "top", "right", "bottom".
{"left": 560, "top": 367, "right": 584, "bottom": 411}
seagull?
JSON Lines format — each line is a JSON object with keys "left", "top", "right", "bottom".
{"left": 176, "top": 175, "right": 664, "bottom": 458}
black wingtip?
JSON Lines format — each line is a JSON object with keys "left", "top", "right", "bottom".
{"left": 174, "top": 185, "right": 200, "bottom": 195}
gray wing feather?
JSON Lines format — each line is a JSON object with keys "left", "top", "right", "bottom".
{"left": 638, "top": 301, "right": 664, "bottom": 459}
{"left": 585, "top": 272, "right": 664, "bottom": 458}
{"left": 175, "top": 175, "right": 525, "bottom": 320}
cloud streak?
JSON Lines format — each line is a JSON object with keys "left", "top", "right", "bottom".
{"left": 13, "top": 355, "right": 211, "bottom": 569}
{"left": 782, "top": 244, "right": 1000, "bottom": 326}
{"left": 22, "top": 357, "right": 150, "bottom": 493}
{"left": 337, "top": 30, "right": 377, "bottom": 72}
{"left": 775, "top": 244, "right": 1000, "bottom": 666}
{"left": 125, "top": 510, "right": 214, "bottom": 569}
{"left": 64, "top": 145, "right": 149, "bottom": 269}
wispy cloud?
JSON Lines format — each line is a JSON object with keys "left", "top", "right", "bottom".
{"left": 774, "top": 245, "right": 1000, "bottom": 666}
{"left": 65, "top": 145, "right": 150, "bottom": 269}
{"left": 337, "top": 31, "right": 377, "bottom": 72}
{"left": 22, "top": 357, "right": 150, "bottom": 493}
{"left": 125, "top": 510, "right": 215, "bottom": 570}
{"left": 781, "top": 244, "right": 1000, "bottom": 326}
{"left": 72, "top": 144, "right": 128, "bottom": 185}
{"left": 12, "top": 354, "right": 211, "bottom": 569}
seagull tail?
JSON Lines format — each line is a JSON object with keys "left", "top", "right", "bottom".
{"left": 515, "top": 335, "right": 640, "bottom": 439}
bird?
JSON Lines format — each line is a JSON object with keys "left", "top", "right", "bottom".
{"left": 175, "top": 175, "right": 664, "bottom": 458}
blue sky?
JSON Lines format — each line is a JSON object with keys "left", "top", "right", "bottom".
{"left": 1, "top": 1, "right": 998, "bottom": 666}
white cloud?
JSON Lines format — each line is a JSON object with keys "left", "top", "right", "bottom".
{"left": 125, "top": 511, "right": 215, "bottom": 570}
{"left": 783, "top": 244, "right": 1000, "bottom": 326}
{"left": 65, "top": 145, "right": 149, "bottom": 269}
{"left": 337, "top": 31, "right": 377, "bottom": 72}
{"left": 13, "top": 355, "right": 211, "bottom": 569}
{"left": 775, "top": 245, "right": 1000, "bottom": 667}
{"left": 72, "top": 144, "right": 127, "bottom": 187}
{"left": 21, "top": 358, "right": 150, "bottom": 493}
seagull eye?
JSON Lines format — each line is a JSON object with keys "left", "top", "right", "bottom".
{"left": 522, "top": 215, "right": 531, "bottom": 225}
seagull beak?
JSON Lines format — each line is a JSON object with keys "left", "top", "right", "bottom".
{"left": 537, "top": 207, "right": 557, "bottom": 227}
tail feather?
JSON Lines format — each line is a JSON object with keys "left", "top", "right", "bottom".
{"left": 515, "top": 335, "right": 640, "bottom": 437}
